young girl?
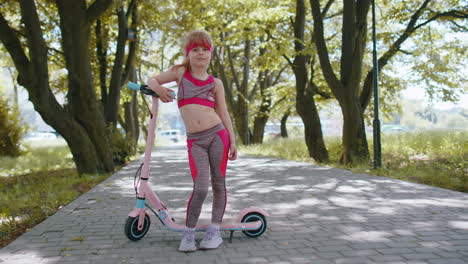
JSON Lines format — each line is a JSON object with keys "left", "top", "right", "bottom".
{"left": 146, "top": 30, "right": 237, "bottom": 252}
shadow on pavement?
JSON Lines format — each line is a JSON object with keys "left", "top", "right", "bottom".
{"left": 1, "top": 145, "right": 467, "bottom": 264}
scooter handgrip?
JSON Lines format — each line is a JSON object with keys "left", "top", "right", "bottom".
{"left": 140, "top": 87, "right": 159, "bottom": 97}
{"left": 127, "top": 82, "right": 142, "bottom": 91}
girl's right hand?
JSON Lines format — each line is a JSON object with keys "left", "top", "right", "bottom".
{"left": 147, "top": 68, "right": 182, "bottom": 103}
{"left": 156, "top": 87, "right": 176, "bottom": 103}
{"left": 148, "top": 78, "right": 175, "bottom": 103}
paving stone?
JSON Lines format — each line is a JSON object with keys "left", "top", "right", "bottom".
{"left": 0, "top": 146, "right": 467, "bottom": 264}
{"left": 334, "top": 257, "right": 374, "bottom": 264}
{"left": 341, "top": 249, "right": 380, "bottom": 257}
{"left": 428, "top": 259, "right": 468, "bottom": 264}
{"left": 402, "top": 253, "right": 442, "bottom": 260}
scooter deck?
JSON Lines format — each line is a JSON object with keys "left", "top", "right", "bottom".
{"left": 170, "top": 216, "right": 262, "bottom": 231}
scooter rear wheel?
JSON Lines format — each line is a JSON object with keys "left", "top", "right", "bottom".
{"left": 125, "top": 215, "right": 151, "bottom": 241}
{"left": 241, "top": 212, "right": 267, "bottom": 238}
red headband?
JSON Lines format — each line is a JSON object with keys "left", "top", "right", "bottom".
{"left": 185, "top": 40, "right": 213, "bottom": 56}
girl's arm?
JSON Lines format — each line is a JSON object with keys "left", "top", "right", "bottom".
{"left": 147, "top": 66, "right": 185, "bottom": 103}
{"left": 214, "top": 78, "right": 237, "bottom": 160}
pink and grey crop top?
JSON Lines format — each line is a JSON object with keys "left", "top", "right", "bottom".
{"left": 177, "top": 70, "right": 216, "bottom": 109}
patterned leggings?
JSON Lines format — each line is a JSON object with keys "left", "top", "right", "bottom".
{"left": 185, "top": 123, "right": 230, "bottom": 228}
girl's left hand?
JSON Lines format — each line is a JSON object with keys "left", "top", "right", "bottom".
{"left": 229, "top": 143, "right": 237, "bottom": 161}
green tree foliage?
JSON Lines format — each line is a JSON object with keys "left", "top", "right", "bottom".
{"left": 0, "top": 0, "right": 115, "bottom": 174}
{"left": 134, "top": 0, "right": 296, "bottom": 145}
{"left": 0, "top": 0, "right": 466, "bottom": 170}
{"left": 310, "top": 0, "right": 467, "bottom": 164}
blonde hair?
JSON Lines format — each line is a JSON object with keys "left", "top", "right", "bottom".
{"left": 173, "top": 30, "right": 213, "bottom": 72}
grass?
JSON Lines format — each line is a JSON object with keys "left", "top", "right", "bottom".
{"left": 367, "top": 130, "right": 467, "bottom": 192}
{"left": 0, "top": 144, "right": 111, "bottom": 248}
{"left": 0, "top": 144, "right": 75, "bottom": 177}
{"left": 240, "top": 130, "right": 467, "bottom": 193}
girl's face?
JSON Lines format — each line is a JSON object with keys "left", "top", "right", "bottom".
{"left": 188, "top": 45, "right": 211, "bottom": 68}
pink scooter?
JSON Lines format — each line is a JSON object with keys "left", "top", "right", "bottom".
{"left": 124, "top": 82, "right": 268, "bottom": 243}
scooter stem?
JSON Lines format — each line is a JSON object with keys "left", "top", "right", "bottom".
{"left": 141, "top": 96, "right": 159, "bottom": 180}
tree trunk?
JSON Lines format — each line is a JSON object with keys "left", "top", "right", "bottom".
{"left": 124, "top": 67, "right": 139, "bottom": 150}
{"left": 233, "top": 106, "right": 251, "bottom": 145}
{"left": 310, "top": 0, "right": 370, "bottom": 164}
{"left": 56, "top": 0, "right": 114, "bottom": 172}
{"left": 212, "top": 40, "right": 235, "bottom": 113}
{"left": 95, "top": 19, "right": 108, "bottom": 107}
{"left": 252, "top": 115, "right": 268, "bottom": 144}
{"left": 0, "top": 0, "right": 114, "bottom": 174}
{"left": 339, "top": 95, "right": 368, "bottom": 164}
{"left": 295, "top": 76, "right": 329, "bottom": 163}
{"left": 280, "top": 108, "right": 291, "bottom": 138}
{"left": 292, "top": 0, "right": 329, "bottom": 163}
{"left": 131, "top": 90, "right": 140, "bottom": 144}
{"left": 105, "top": 6, "right": 126, "bottom": 125}
{"left": 98, "top": 0, "right": 137, "bottom": 128}
{"left": 338, "top": 0, "right": 370, "bottom": 163}
{"left": 229, "top": 38, "right": 252, "bottom": 145}
{"left": 122, "top": 2, "right": 139, "bottom": 150}
{"left": 252, "top": 70, "right": 273, "bottom": 144}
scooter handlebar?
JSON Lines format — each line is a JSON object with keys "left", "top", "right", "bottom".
{"left": 127, "top": 82, "right": 142, "bottom": 91}
{"left": 126, "top": 82, "right": 176, "bottom": 98}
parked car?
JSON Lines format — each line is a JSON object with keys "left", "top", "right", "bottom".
{"left": 381, "top": 125, "right": 410, "bottom": 133}
{"left": 158, "top": 129, "right": 181, "bottom": 143}
{"left": 24, "top": 131, "right": 57, "bottom": 140}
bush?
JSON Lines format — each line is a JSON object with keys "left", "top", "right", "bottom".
{"left": 0, "top": 92, "right": 26, "bottom": 157}
{"left": 108, "top": 126, "right": 134, "bottom": 165}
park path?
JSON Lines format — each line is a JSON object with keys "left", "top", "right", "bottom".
{"left": 1, "top": 145, "right": 467, "bottom": 264}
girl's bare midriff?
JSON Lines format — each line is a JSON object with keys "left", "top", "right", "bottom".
{"left": 179, "top": 104, "right": 222, "bottom": 133}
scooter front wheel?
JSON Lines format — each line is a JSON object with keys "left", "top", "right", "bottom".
{"left": 125, "top": 215, "right": 151, "bottom": 241}
{"left": 241, "top": 212, "right": 267, "bottom": 238}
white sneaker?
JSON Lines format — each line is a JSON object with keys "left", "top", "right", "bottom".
{"left": 199, "top": 225, "right": 223, "bottom": 250}
{"left": 178, "top": 228, "right": 197, "bottom": 252}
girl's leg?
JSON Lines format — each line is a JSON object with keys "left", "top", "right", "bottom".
{"left": 199, "top": 129, "right": 229, "bottom": 250}
{"left": 185, "top": 140, "right": 211, "bottom": 228}
{"left": 179, "top": 139, "right": 210, "bottom": 252}
{"left": 208, "top": 129, "right": 230, "bottom": 224}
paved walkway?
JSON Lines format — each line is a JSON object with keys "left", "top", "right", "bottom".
{"left": 1, "top": 146, "right": 467, "bottom": 264}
